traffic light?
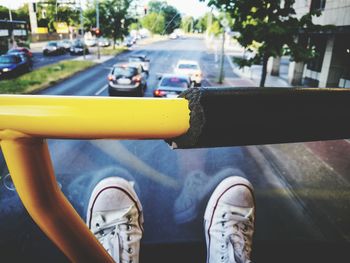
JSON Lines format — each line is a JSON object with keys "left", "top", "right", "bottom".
{"left": 92, "top": 28, "right": 101, "bottom": 37}
{"left": 95, "top": 28, "right": 101, "bottom": 36}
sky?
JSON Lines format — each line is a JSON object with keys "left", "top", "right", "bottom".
{"left": 0, "top": 0, "right": 211, "bottom": 18}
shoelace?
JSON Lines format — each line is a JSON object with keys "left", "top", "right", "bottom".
{"left": 219, "top": 206, "right": 254, "bottom": 263}
{"left": 92, "top": 205, "right": 139, "bottom": 263}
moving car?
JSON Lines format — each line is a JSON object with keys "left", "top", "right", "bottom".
{"left": 42, "top": 41, "right": 66, "bottom": 56}
{"left": 70, "top": 41, "right": 89, "bottom": 56}
{"left": 128, "top": 54, "right": 150, "bottom": 73}
{"left": 108, "top": 63, "right": 148, "bottom": 97}
{"left": 169, "top": 32, "right": 178, "bottom": 39}
{"left": 153, "top": 74, "right": 191, "bottom": 98}
{"left": 7, "top": 47, "right": 33, "bottom": 58}
{"left": 0, "top": 54, "right": 32, "bottom": 79}
{"left": 174, "top": 60, "right": 202, "bottom": 86}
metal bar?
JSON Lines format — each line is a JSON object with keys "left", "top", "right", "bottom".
{"left": 167, "top": 87, "right": 350, "bottom": 148}
{"left": 0, "top": 95, "right": 190, "bottom": 140}
{"left": 0, "top": 136, "right": 114, "bottom": 262}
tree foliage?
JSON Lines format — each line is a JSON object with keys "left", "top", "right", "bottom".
{"left": 147, "top": 1, "right": 181, "bottom": 34}
{"left": 141, "top": 13, "right": 165, "bottom": 34}
{"left": 84, "top": 0, "right": 133, "bottom": 47}
{"left": 204, "top": 0, "right": 332, "bottom": 87}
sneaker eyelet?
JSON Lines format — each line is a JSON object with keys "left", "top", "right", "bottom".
{"left": 127, "top": 235, "right": 132, "bottom": 241}
{"left": 128, "top": 247, "right": 133, "bottom": 254}
{"left": 222, "top": 213, "right": 226, "bottom": 218}
{"left": 127, "top": 225, "right": 132, "bottom": 231}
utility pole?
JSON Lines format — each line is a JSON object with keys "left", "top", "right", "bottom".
{"left": 96, "top": 0, "right": 100, "bottom": 59}
{"left": 218, "top": 31, "right": 225, "bottom": 84}
{"left": 218, "top": 18, "right": 229, "bottom": 84}
{"left": 80, "top": 0, "right": 85, "bottom": 59}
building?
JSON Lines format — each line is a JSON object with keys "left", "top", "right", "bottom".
{"left": 288, "top": 0, "right": 350, "bottom": 88}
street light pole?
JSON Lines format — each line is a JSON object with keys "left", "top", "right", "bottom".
{"left": 218, "top": 31, "right": 225, "bottom": 84}
{"left": 96, "top": 0, "right": 100, "bottom": 59}
{"left": 80, "top": 0, "right": 85, "bottom": 59}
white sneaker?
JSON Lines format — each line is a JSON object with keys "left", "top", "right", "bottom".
{"left": 86, "top": 177, "right": 144, "bottom": 263}
{"left": 204, "top": 176, "right": 255, "bottom": 263}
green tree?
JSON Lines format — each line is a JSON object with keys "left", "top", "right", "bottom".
{"left": 181, "top": 16, "right": 194, "bottom": 33}
{"left": 84, "top": 0, "right": 133, "bottom": 48}
{"left": 205, "top": 0, "right": 331, "bottom": 87}
{"left": 147, "top": 1, "right": 181, "bottom": 34}
{"left": 141, "top": 12, "right": 165, "bottom": 34}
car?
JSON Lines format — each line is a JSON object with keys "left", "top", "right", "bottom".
{"left": 122, "top": 37, "right": 134, "bottom": 48}
{"left": 0, "top": 54, "right": 32, "bottom": 79}
{"left": 169, "top": 32, "right": 178, "bottom": 39}
{"left": 153, "top": 74, "right": 192, "bottom": 98}
{"left": 7, "top": 47, "right": 33, "bottom": 58}
{"left": 128, "top": 54, "right": 150, "bottom": 73}
{"left": 174, "top": 60, "right": 202, "bottom": 86}
{"left": 60, "top": 39, "right": 73, "bottom": 51}
{"left": 85, "top": 38, "right": 97, "bottom": 47}
{"left": 70, "top": 41, "right": 89, "bottom": 56}
{"left": 98, "top": 38, "right": 110, "bottom": 47}
{"left": 108, "top": 63, "right": 148, "bottom": 97}
{"left": 42, "top": 41, "right": 66, "bottom": 56}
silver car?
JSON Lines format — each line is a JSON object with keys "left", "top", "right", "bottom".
{"left": 153, "top": 74, "right": 192, "bottom": 98}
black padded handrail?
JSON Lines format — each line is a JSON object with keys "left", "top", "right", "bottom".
{"left": 166, "top": 87, "right": 350, "bottom": 148}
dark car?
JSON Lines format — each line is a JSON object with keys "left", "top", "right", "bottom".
{"left": 128, "top": 54, "right": 150, "bottom": 73}
{"left": 70, "top": 41, "right": 89, "bottom": 56}
{"left": 108, "top": 63, "right": 148, "bottom": 97}
{"left": 7, "top": 47, "right": 33, "bottom": 58}
{"left": 42, "top": 41, "right": 66, "bottom": 56}
{"left": 153, "top": 74, "right": 191, "bottom": 97}
{"left": 0, "top": 54, "right": 32, "bottom": 79}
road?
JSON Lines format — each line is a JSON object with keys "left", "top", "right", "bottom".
{"left": 0, "top": 37, "right": 348, "bottom": 263}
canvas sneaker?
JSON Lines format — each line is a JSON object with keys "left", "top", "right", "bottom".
{"left": 204, "top": 176, "right": 255, "bottom": 263}
{"left": 86, "top": 177, "right": 144, "bottom": 263}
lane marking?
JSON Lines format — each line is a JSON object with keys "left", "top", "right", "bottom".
{"left": 95, "top": 84, "right": 108, "bottom": 96}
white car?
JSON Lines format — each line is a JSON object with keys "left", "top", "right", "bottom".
{"left": 174, "top": 60, "right": 202, "bottom": 86}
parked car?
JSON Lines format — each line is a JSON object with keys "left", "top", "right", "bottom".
{"left": 169, "top": 32, "right": 178, "bottom": 39}
{"left": 0, "top": 54, "right": 32, "bottom": 79}
{"left": 174, "top": 60, "right": 202, "bottom": 86}
{"left": 108, "top": 63, "right": 148, "bottom": 97}
{"left": 43, "top": 41, "right": 66, "bottom": 56}
{"left": 153, "top": 74, "right": 191, "bottom": 98}
{"left": 7, "top": 47, "right": 33, "bottom": 58}
{"left": 128, "top": 54, "right": 150, "bottom": 73}
{"left": 70, "top": 41, "right": 89, "bottom": 56}
{"left": 98, "top": 38, "right": 110, "bottom": 47}
{"left": 60, "top": 39, "right": 73, "bottom": 51}
{"left": 85, "top": 38, "right": 97, "bottom": 47}
{"left": 122, "top": 38, "right": 134, "bottom": 48}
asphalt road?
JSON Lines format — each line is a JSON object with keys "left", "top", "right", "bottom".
{"left": 0, "top": 37, "right": 348, "bottom": 262}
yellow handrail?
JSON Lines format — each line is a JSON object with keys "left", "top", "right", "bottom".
{"left": 0, "top": 95, "right": 190, "bottom": 262}
{"left": 0, "top": 95, "right": 190, "bottom": 139}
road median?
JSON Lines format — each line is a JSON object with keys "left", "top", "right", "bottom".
{"left": 0, "top": 60, "right": 96, "bottom": 94}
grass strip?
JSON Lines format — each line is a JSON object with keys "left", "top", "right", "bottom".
{"left": 0, "top": 60, "right": 95, "bottom": 94}
{"left": 99, "top": 46, "right": 128, "bottom": 56}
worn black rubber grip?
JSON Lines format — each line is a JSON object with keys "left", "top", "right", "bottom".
{"left": 166, "top": 87, "right": 350, "bottom": 149}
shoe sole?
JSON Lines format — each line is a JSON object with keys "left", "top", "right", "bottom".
{"left": 86, "top": 177, "right": 144, "bottom": 232}
{"left": 204, "top": 176, "right": 255, "bottom": 263}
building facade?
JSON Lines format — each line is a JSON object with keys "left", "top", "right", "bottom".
{"left": 289, "top": 0, "right": 350, "bottom": 88}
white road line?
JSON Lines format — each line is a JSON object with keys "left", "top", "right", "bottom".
{"left": 95, "top": 84, "right": 108, "bottom": 96}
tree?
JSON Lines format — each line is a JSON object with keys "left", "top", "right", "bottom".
{"left": 141, "top": 13, "right": 165, "bottom": 34}
{"left": 181, "top": 16, "right": 194, "bottom": 33}
{"left": 147, "top": 1, "right": 181, "bottom": 34}
{"left": 84, "top": 0, "right": 133, "bottom": 48}
{"left": 205, "top": 0, "right": 331, "bottom": 87}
